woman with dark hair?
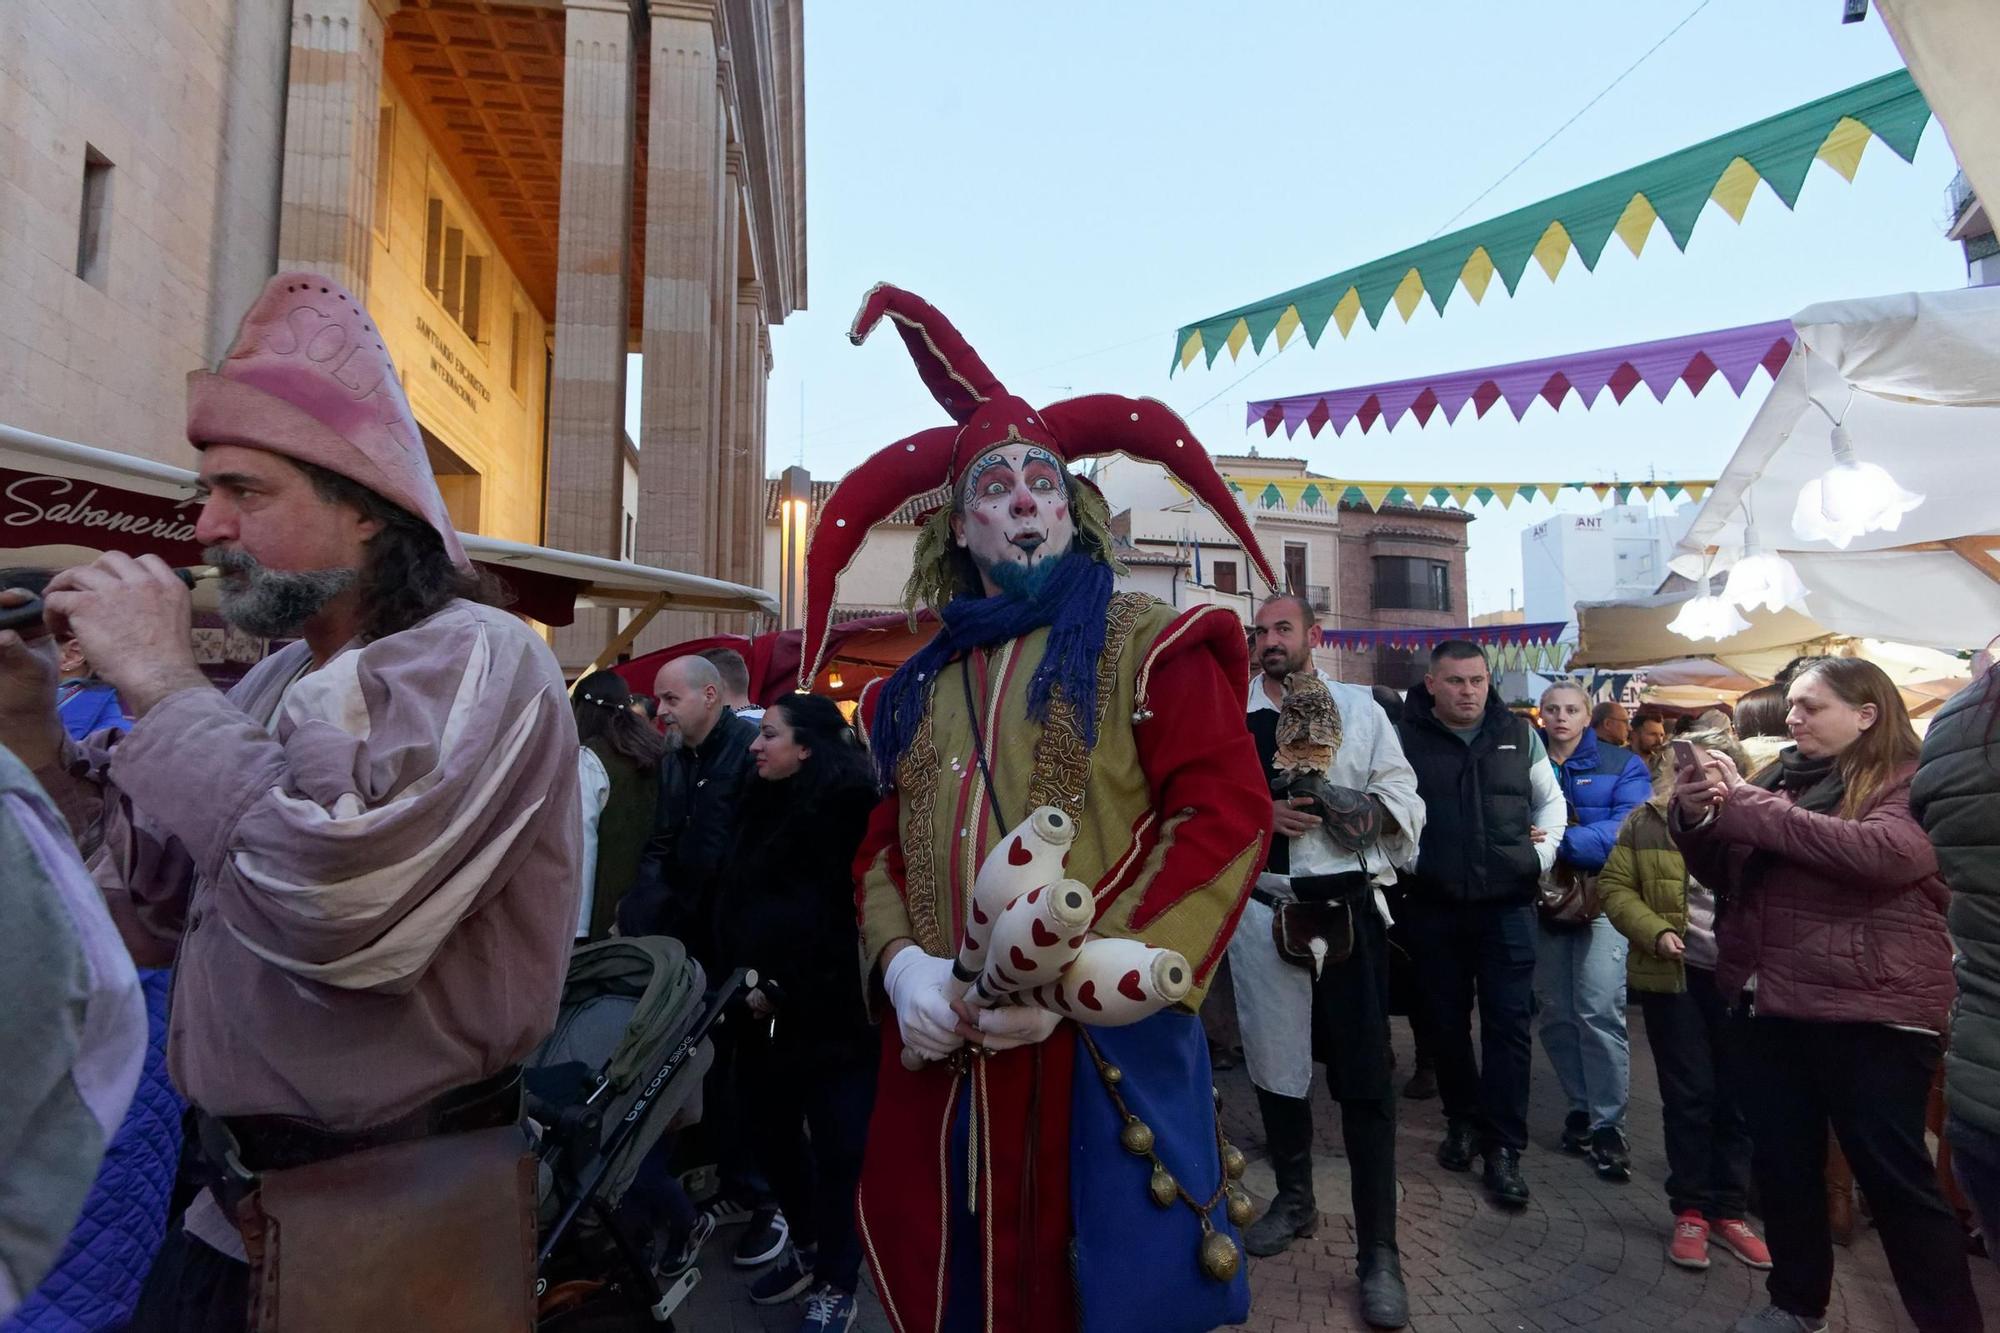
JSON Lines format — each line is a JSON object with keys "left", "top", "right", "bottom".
{"left": 571, "top": 670, "right": 665, "bottom": 941}
{"left": 1672, "top": 657, "right": 1980, "bottom": 1333}
{"left": 716, "top": 695, "right": 879, "bottom": 1332}
{"left": 1914, "top": 638, "right": 2000, "bottom": 1262}
{"left": 1733, "top": 684, "right": 1789, "bottom": 744}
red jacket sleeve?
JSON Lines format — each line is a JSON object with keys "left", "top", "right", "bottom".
{"left": 1114, "top": 611, "right": 1272, "bottom": 985}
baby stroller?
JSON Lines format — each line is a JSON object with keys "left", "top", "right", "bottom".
{"left": 528, "top": 935, "right": 753, "bottom": 1329}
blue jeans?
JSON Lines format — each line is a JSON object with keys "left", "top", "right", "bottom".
{"left": 1534, "top": 914, "right": 1630, "bottom": 1132}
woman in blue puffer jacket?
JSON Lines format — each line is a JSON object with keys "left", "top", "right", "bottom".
{"left": 1535, "top": 682, "right": 1653, "bottom": 1183}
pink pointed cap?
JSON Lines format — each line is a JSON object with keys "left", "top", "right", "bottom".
{"left": 186, "top": 271, "right": 468, "bottom": 567}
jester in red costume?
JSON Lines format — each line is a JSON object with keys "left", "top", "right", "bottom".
{"left": 801, "top": 285, "right": 1277, "bottom": 1332}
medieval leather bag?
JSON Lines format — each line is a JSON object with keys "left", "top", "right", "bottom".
{"left": 1270, "top": 900, "right": 1354, "bottom": 975}
{"left": 242, "top": 1125, "right": 537, "bottom": 1332}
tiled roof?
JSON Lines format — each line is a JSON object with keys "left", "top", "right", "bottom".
{"left": 1338, "top": 499, "right": 1476, "bottom": 524}
{"left": 764, "top": 479, "right": 952, "bottom": 526}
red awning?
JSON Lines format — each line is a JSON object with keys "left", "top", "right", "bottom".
{"left": 612, "top": 611, "right": 941, "bottom": 706}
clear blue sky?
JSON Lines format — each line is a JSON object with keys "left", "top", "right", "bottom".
{"left": 631, "top": 2, "right": 1967, "bottom": 615}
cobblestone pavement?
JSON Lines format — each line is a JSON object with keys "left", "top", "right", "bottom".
{"left": 689, "top": 1007, "right": 1999, "bottom": 1331}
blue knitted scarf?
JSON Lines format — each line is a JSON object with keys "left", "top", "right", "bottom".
{"left": 870, "top": 551, "right": 1114, "bottom": 788}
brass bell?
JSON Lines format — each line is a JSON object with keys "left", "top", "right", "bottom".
{"left": 1148, "top": 1165, "right": 1177, "bottom": 1208}
{"left": 1103, "top": 1065, "right": 1123, "bottom": 1085}
{"left": 1119, "top": 1116, "right": 1155, "bottom": 1156}
{"left": 1220, "top": 1142, "right": 1247, "bottom": 1181}
{"left": 1199, "top": 1228, "right": 1241, "bottom": 1282}
{"left": 1225, "top": 1185, "right": 1254, "bottom": 1228}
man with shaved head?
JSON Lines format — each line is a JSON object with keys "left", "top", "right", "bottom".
{"left": 626, "top": 650, "right": 783, "bottom": 1264}
{"left": 627, "top": 652, "right": 752, "bottom": 962}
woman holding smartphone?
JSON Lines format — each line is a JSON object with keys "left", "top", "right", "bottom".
{"left": 1671, "top": 658, "right": 1978, "bottom": 1333}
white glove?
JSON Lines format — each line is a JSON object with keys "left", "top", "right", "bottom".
{"left": 883, "top": 947, "right": 964, "bottom": 1061}
{"left": 974, "top": 1003, "right": 1063, "bottom": 1053}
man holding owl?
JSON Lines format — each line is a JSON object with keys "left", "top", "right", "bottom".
{"left": 1232, "top": 593, "right": 1426, "bottom": 1330}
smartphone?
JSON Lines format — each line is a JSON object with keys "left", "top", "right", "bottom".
{"left": 1671, "top": 739, "right": 1701, "bottom": 779}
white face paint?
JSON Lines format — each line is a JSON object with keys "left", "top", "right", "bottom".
{"left": 951, "top": 442, "right": 1076, "bottom": 595}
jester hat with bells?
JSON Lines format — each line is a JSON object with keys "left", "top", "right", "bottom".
{"left": 798, "top": 283, "right": 1277, "bottom": 688}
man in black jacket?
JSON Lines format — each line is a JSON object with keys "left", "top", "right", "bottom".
{"left": 1398, "top": 641, "right": 1565, "bottom": 1208}
{"left": 624, "top": 653, "right": 758, "bottom": 962}
{"left": 623, "top": 653, "right": 787, "bottom": 1267}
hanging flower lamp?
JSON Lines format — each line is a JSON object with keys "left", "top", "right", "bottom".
{"left": 1791, "top": 422, "right": 1924, "bottom": 548}
{"left": 1668, "top": 570, "right": 1752, "bottom": 643}
{"left": 1723, "top": 507, "right": 1809, "bottom": 613}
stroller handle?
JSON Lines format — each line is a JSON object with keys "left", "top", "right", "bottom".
{"left": 537, "top": 965, "right": 757, "bottom": 1268}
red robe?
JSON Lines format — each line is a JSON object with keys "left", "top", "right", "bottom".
{"left": 851, "top": 600, "right": 1271, "bottom": 1332}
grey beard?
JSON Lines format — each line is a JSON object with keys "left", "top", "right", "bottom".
{"left": 206, "top": 546, "right": 359, "bottom": 638}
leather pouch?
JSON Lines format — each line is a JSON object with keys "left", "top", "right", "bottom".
{"left": 1270, "top": 899, "right": 1354, "bottom": 977}
{"left": 244, "top": 1125, "right": 536, "bottom": 1332}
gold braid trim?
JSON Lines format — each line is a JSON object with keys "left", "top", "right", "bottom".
{"left": 895, "top": 700, "right": 950, "bottom": 956}
{"left": 885, "top": 309, "right": 989, "bottom": 405}
{"left": 1025, "top": 592, "right": 1153, "bottom": 821}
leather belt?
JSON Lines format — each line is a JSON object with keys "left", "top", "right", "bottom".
{"left": 196, "top": 1065, "right": 524, "bottom": 1187}
{"left": 1258, "top": 871, "right": 1371, "bottom": 909}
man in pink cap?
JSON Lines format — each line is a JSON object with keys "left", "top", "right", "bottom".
{"left": 0, "top": 272, "right": 580, "bottom": 1331}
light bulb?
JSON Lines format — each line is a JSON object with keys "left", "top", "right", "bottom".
{"left": 1667, "top": 592, "right": 1751, "bottom": 642}
{"left": 1723, "top": 551, "right": 1807, "bottom": 614}
{"left": 1791, "top": 424, "right": 1923, "bottom": 548}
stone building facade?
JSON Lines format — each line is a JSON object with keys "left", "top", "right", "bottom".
{"left": 1330, "top": 501, "right": 1475, "bottom": 688}
{"left": 1092, "top": 451, "right": 1474, "bottom": 687}
{"left": 0, "top": 0, "right": 804, "bottom": 669}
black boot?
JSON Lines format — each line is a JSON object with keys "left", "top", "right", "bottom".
{"left": 1343, "top": 1099, "right": 1405, "bottom": 1327}
{"left": 1356, "top": 1245, "right": 1409, "bottom": 1329}
{"left": 1482, "top": 1146, "right": 1530, "bottom": 1209}
{"left": 1244, "top": 1089, "right": 1318, "bottom": 1257}
{"left": 1436, "top": 1119, "right": 1476, "bottom": 1172}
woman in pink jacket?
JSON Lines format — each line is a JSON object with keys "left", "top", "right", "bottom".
{"left": 1671, "top": 657, "right": 1978, "bottom": 1333}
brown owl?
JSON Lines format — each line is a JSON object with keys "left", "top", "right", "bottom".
{"left": 1272, "top": 670, "right": 1343, "bottom": 780}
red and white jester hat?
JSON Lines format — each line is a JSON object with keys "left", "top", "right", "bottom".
{"left": 798, "top": 283, "right": 1277, "bottom": 685}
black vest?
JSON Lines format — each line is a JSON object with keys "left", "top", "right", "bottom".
{"left": 1398, "top": 685, "right": 1540, "bottom": 906}
{"left": 1245, "top": 704, "right": 1287, "bottom": 873}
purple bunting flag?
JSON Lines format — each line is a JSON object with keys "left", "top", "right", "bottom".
{"left": 1249, "top": 320, "right": 1794, "bottom": 439}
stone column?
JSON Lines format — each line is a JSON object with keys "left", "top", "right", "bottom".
{"left": 750, "top": 317, "right": 772, "bottom": 592}
{"left": 638, "top": 0, "right": 725, "bottom": 647}
{"left": 277, "top": 0, "right": 398, "bottom": 297}
{"left": 728, "top": 282, "right": 764, "bottom": 586}
{"left": 544, "top": 0, "right": 638, "bottom": 669}
{"left": 710, "top": 147, "right": 743, "bottom": 597}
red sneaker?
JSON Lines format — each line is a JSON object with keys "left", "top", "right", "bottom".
{"left": 1712, "top": 1217, "right": 1773, "bottom": 1269}
{"left": 1668, "top": 1211, "right": 1711, "bottom": 1270}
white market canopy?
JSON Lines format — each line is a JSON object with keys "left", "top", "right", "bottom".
{"left": 0, "top": 423, "right": 778, "bottom": 637}
{"left": 1572, "top": 588, "right": 1969, "bottom": 698}
{"left": 1670, "top": 286, "right": 2000, "bottom": 653}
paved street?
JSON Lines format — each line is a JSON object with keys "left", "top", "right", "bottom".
{"left": 692, "top": 1007, "right": 2000, "bottom": 1332}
